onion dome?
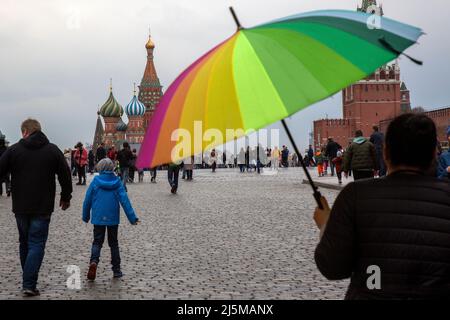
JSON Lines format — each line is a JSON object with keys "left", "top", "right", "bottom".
{"left": 116, "top": 118, "right": 128, "bottom": 132}
{"left": 100, "top": 82, "right": 123, "bottom": 117}
{"left": 145, "top": 36, "right": 155, "bottom": 49}
{"left": 126, "top": 94, "right": 146, "bottom": 116}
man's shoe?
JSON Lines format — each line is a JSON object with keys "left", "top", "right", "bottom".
{"left": 87, "top": 262, "right": 97, "bottom": 281}
{"left": 113, "top": 271, "right": 123, "bottom": 279}
{"left": 76, "top": 182, "right": 82, "bottom": 185}
{"left": 171, "top": 185, "right": 176, "bottom": 194}
{"left": 6, "top": 191, "right": 11, "bottom": 197}
{"left": 22, "top": 289, "right": 40, "bottom": 297}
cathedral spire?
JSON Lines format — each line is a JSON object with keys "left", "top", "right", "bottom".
{"left": 139, "top": 30, "right": 163, "bottom": 128}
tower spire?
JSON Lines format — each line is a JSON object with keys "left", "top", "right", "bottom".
{"left": 139, "top": 30, "right": 163, "bottom": 129}
{"left": 109, "top": 78, "right": 113, "bottom": 92}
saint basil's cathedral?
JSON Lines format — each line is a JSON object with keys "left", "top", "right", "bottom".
{"left": 92, "top": 34, "right": 162, "bottom": 152}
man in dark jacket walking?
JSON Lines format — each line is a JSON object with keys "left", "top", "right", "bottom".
{"left": 343, "top": 130, "right": 378, "bottom": 181}
{"left": 370, "top": 126, "right": 386, "bottom": 177}
{"left": 313, "top": 113, "right": 450, "bottom": 300}
{"left": 0, "top": 119, "right": 72, "bottom": 297}
{"left": 308, "top": 145, "right": 315, "bottom": 167}
{"left": 117, "top": 142, "right": 133, "bottom": 190}
{"left": 95, "top": 142, "right": 107, "bottom": 163}
{"left": 325, "top": 138, "right": 341, "bottom": 176}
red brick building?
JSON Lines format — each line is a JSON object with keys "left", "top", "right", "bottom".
{"left": 380, "top": 106, "right": 450, "bottom": 147}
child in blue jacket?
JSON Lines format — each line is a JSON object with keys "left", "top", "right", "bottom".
{"left": 82, "top": 158, "right": 139, "bottom": 280}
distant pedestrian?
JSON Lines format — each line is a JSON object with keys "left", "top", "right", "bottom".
{"left": 117, "top": 142, "right": 133, "bottom": 191}
{"left": 370, "top": 126, "right": 386, "bottom": 177}
{"left": 210, "top": 149, "right": 217, "bottom": 173}
{"left": 74, "top": 142, "right": 88, "bottom": 185}
{"left": 332, "top": 151, "right": 344, "bottom": 184}
{"left": 222, "top": 151, "right": 227, "bottom": 168}
{"left": 0, "top": 119, "right": 72, "bottom": 297}
{"left": 0, "top": 135, "right": 11, "bottom": 197}
{"left": 70, "top": 149, "right": 77, "bottom": 177}
{"left": 150, "top": 167, "right": 157, "bottom": 183}
{"left": 343, "top": 130, "right": 378, "bottom": 181}
{"left": 83, "top": 158, "right": 139, "bottom": 281}
{"left": 129, "top": 149, "right": 137, "bottom": 183}
{"left": 308, "top": 145, "right": 315, "bottom": 166}
{"left": 95, "top": 143, "right": 107, "bottom": 163}
{"left": 281, "top": 146, "right": 289, "bottom": 168}
{"left": 271, "top": 147, "right": 280, "bottom": 170}
{"left": 325, "top": 138, "right": 342, "bottom": 177}
{"left": 321, "top": 146, "right": 328, "bottom": 175}
{"left": 292, "top": 153, "right": 298, "bottom": 167}
{"left": 238, "top": 148, "right": 246, "bottom": 173}
{"left": 139, "top": 168, "right": 145, "bottom": 183}
{"left": 437, "top": 126, "right": 450, "bottom": 180}
{"left": 245, "top": 146, "right": 250, "bottom": 172}
{"left": 88, "top": 149, "right": 95, "bottom": 174}
{"left": 168, "top": 162, "right": 180, "bottom": 194}
{"left": 184, "top": 156, "right": 194, "bottom": 181}
{"left": 315, "top": 150, "right": 324, "bottom": 177}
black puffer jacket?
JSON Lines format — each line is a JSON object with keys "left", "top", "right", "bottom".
{"left": 325, "top": 141, "right": 341, "bottom": 160}
{"left": 0, "top": 131, "right": 72, "bottom": 216}
{"left": 343, "top": 137, "right": 378, "bottom": 172}
{"left": 315, "top": 172, "right": 450, "bottom": 299}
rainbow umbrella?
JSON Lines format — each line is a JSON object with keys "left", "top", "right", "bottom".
{"left": 137, "top": 8, "right": 422, "bottom": 207}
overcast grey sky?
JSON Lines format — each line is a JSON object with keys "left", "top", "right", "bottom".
{"left": 0, "top": 0, "right": 449, "bottom": 151}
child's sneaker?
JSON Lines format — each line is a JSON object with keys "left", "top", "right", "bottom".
{"left": 113, "top": 270, "right": 123, "bottom": 279}
{"left": 87, "top": 262, "right": 97, "bottom": 281}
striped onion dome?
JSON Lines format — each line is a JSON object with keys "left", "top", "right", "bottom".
{"left": 100, "top": 91, "right": 123, "bottom": 118}
{"left": 116, "top": 118, "right": 128, "bottom": 132}
{"left": 125, "top": 94, "right": 146, "bottom": 116}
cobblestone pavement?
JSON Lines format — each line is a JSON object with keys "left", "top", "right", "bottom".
{"left": 0, "top": 168, "right": 348, "bottom": 300}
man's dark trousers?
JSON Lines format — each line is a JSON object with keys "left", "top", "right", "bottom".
{"left": 15, "top": 215, "right": 51, "bottom": 290}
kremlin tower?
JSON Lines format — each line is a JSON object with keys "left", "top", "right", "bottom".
{"left": 92, "top": 33, "right": 163, "bottom": 151}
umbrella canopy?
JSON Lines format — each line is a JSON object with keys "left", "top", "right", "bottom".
{"left": 137, "top": 9, "right": 422, "bottom": 168}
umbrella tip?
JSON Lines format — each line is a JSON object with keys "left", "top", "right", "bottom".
{"left": 229, "top": 6, "right": 244, "bottom": 31}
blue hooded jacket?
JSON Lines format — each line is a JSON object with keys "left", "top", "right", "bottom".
{"left": 438, "top": 151, "right": 450, "bottom": 179}
{"left": 82, "top": 172, "right": 138, "bottom": 225}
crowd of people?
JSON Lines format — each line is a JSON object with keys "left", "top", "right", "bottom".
{"left": 306, "top": 124, "right": 450, "bottom": 185}
{"left": 0, "top": 114, "right": 449, "bottom": 299}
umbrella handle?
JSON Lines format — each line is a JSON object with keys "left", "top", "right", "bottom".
{"left": 281, "top": 119, "right": 324, "bottom": 210}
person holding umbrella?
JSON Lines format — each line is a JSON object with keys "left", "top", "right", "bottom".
{"left": 313, "top": 113, "right": 450, "bottom": 300}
